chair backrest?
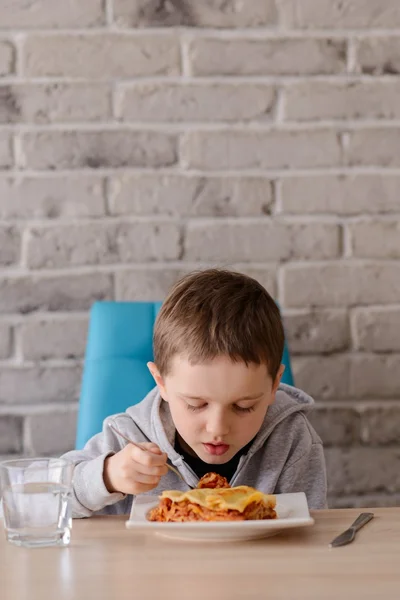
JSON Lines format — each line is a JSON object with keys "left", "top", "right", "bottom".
{"left": 76, "top": 301, "right": 294, "bottom": 449}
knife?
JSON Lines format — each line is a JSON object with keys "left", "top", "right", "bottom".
{"left": 329, "top": 512, "right": 374, "bottom": 548}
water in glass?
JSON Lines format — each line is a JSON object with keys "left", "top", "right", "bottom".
{"left": 0, "top": 458, "right": 73, "bottom": 548}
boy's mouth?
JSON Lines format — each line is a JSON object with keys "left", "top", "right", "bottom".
{"left": 203, "top": 443, "right": 230, "bottom": 456}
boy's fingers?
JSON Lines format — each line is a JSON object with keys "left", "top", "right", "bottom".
{"left": 132, "top": 483, "right": 160, "bottom": 494}
{"left": 135, "top": 463, "right": 169, "bottom": 477}
{"left": 130, "top": 444, "right": 167, "bottom": 467}
{"left": 133, "top": 472, "right": 162, "bottom": 485}
{"left": 139, "top": 442, "right": 162, "bottom": 455}
{"left": 122, "top": 481, "right": 159, "bottom": 495}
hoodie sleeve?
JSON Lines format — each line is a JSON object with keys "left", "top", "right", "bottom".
{"left": 61, "top": 415, "right": 131, "bottom": 518}
{"left": 275, "top": 441, "right": 327, "bottom": 509}
{"left": 272, "top": 413, "right": 328, "bottom": 510}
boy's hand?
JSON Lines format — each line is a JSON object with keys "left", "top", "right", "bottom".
{"left": 103, "top": 442, "right": 168, "bottom": 495}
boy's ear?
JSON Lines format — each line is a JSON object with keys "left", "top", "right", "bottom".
{"left": 147, "top": 362, "right": 168, "bottom": 400}
{"left": 272, "top": 364, "right": 285, "bottom": 394}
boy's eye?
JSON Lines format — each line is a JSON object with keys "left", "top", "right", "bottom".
{"left": 186, "top": 403, "right": 207, "bottom": 412}
{"left": 233, "top": 405, "right": 256, "bottom": 414}
{"left": 184, "top": 401, "right": 256, "bottom": 413}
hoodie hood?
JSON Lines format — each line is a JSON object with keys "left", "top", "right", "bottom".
{"left": 246, "top": 383, "right": 315, "bottom": 456}
{"left": 125, "top": 383, "right": 315, "bottom": 463}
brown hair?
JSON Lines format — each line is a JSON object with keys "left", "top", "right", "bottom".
{"left": 153, "top": 269, "right": 284, "bottom": 380}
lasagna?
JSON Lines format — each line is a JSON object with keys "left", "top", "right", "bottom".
{"left": 197, "top": 472, "right": 231, "bottom": 489}
{"left": 148, "top": 472, "right": 276, "bottom": 522}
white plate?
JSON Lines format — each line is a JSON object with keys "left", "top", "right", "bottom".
{"left": 126, "top": 492, "right": 314, "bottom": 542}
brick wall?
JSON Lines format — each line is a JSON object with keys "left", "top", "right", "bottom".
{"left": 1, "top": 0, "right": 400, "bottom": 508}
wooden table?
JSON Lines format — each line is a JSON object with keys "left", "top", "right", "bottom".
{"left": 1, "top": 508, "right": 400, "bottom": 600}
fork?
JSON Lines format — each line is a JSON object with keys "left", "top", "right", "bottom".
{"left": 108, "top": 423, "right": 195, "bottom": 489}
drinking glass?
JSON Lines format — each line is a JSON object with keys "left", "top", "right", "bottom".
{"left": 0, "top": 457, "right": 73, "bottom": 548}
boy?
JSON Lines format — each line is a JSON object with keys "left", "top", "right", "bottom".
{"left": 63, "top": 269, "right": 327, "bottom": 517}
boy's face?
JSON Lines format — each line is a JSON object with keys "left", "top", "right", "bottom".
{"left": 148, "top": 355, "right": 284, "bottom": 465}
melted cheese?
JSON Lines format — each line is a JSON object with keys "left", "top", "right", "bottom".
{"left": 160, "top": 486, "right": 276, "bottom": 513}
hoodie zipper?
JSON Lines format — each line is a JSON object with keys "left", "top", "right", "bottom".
{"left": 174, "top": 456, "right": 200, "bottom": 488}
{"left": 229, "top": 453, "right": 254, "bottom": 487}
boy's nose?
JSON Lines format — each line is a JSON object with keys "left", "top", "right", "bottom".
{"left": 205, "top": 413, "right": 230, "bottom": 437}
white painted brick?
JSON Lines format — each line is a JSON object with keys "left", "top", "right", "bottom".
{"left": 328, "top": 493, "right": 400, "bottom": 508}
{"left": 113, "top": 0, "right": 277, "bottom": 27}
{"left": 26, "top": 222, "right": 182, "bottom": 269}
{"left": 116, "top": 266, "right": 277, "bottom": 301}
{"left": 285, "top": 81, "right": 400, "bottom": 121}
{"left": 0, "top": 132, "right": 12, "bottom": 169}
{"left": 0, "top": 273, "right": 113, "bottom": 314}
{"left": 0, "top": 225, "right": 21, "bottom": 266}
{"left": 295, "top": 352, "right": 400, "bottom": 403}
{"left": 280, "top": 175, "right": 400, "bottom": 215}
{"left": 307, "top": 405, "right": 360, "bottom": 446}
{"left": 116, "top": 268, "right": 186, "bottom": 302}
{"left": 0, "top": 176, "right": 105, "bottom": 219}
{"left": 0, "top": 324, "right": 12, "bottom": 359}
{"left": 350, "top": 355, "right": 400, "bottom": 398}
{"left": 292, "top": 355, "right": 350, "bottom": 399}
{"left": 346, "top": 129, "right": 400, "bottom": 167}
{"left": 183, "top": 130, "right": 342, "bottom": 170}
{"left": 360, "top": 405, "right": 400, "bottom": 445}
{"left": 21, "top": 131, "right": 178, "bottom": 170}
{"left": 0, "top": 83, "right": 111, "bottom": 124}
{"left": 281, "top": 0, "right": 400, "bottom": 29}
{"left": 0, "top": 40, "right": 14, "bottom": 76}
{"left": 188, "top": 38, "right": 346, "bottom": 76}
{"left": 108, "top": 174, "right": 274, "bottom": 217}
{"left": 330, "top": 494, "right": 400, "bottom": 509}
{"left": 0, "top": 366, "right": 81, "bottom": 404}
{"left": 283, "top": 263, "right": 400, "bottom": 307}
{"left": 117, "top": 83, "right": 276, "bottom": 122}
{"left": 24, "top": 407, "right": 77, "bottom": 455}
{"left": 20, "top": 317, "right": 88, "bottom": 361}
{"left": 325, "top": 447, "right": 400, "bottom": 495}
{"left": 357, "top": 38, "right": 400, "bottom": 75}
{"left": 0, "top": 0, "right": 104, "bottom": 28}
{"left": 350, "top": 220, "right": 400, "bottom": 259}
{"left": 0, "top": 0, "right": 399, "bottom": 494}
{"left": 0, "top": 416, "right": 22, "bottom": 453}
{"left": 24, "top": 34, "right": 180, "bottom": 78}
{"left": 353, "top": 308, "right": 400, "bottom": 352}
{"left": 184, "top": 221, "right": 340, "bottom": 262}
{"left": 283, "top": 310, "right": 350, "bottom": 354}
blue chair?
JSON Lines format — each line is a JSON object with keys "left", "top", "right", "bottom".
{"left": 76, "top": 301, "right": 294, "bottom": 449}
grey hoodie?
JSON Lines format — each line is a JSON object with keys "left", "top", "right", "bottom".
{"left": 62, "top": 383, "right": 327, "bottom": 517}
